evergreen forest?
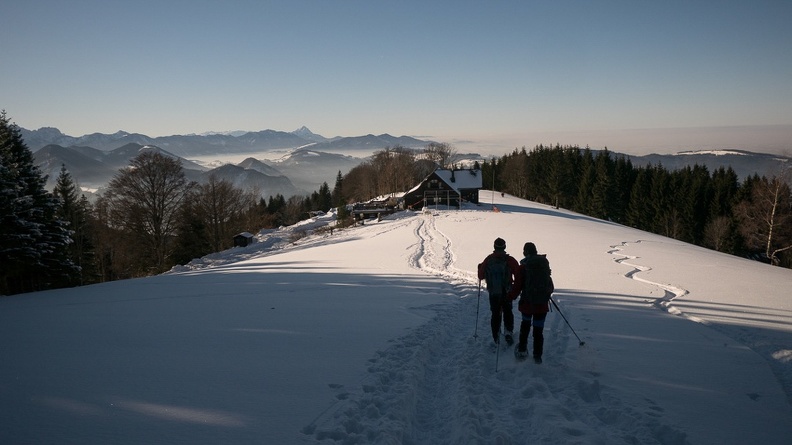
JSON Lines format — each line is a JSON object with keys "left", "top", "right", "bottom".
{"left": 482, "top": 145, "right": 791, "bottom": 268}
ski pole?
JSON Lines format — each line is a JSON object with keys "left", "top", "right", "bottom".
{"left": 550, "top": 297, "right": 586, "bottom": 346}
{"left": 474, "top": 280, "right": 481, "bottom": 338}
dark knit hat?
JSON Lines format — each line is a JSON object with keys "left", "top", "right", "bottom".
{"left": 523, "top": 242, "right": 537, "bottom": 256}
{"left": 494, "top": 238, "right": 506, "bottom": 251}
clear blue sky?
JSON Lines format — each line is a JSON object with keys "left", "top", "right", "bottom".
{"left": 2, "top": 0, "right": 791, "bottom": 154}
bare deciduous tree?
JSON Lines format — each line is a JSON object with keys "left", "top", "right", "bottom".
{"left": 102, "top": 151, "right": 190, "bottom": 274}
{"left": 703, "top": 215, "right": 733, "bottom": 252}
{"left": 735, "top": 172, "right": 792, "bottom": 265}
{"left": 424, "top": 142, "right": 457, "bottom": 169}
{"left": 192, "top": 175, "right": 255, "bottom": 252}
{"left": 343, "top": 163, "right": 378, "bottom": 203}
{"left": 370, "top": 146, "right": 416, "bottom": 196}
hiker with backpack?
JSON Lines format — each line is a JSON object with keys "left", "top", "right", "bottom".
{"left": 477, "top": 238, "right": 520, "bottom": 346}
{"left": 508, "top": 242, "right": 554, "bottom": 363}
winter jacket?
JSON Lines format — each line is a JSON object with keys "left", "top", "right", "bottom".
{"left": 508, "top": 255, "right": 552, "bottom": 315}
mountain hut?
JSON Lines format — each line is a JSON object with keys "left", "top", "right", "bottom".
{"left": 403, "top": 168, "right": 482, "bottom": 210}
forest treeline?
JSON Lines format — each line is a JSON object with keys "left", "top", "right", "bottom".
{"left": 483, "top": 144, "right": 792, "bottom": 268}
{"left": 2, "top": 109, "right": 790, "bottom": 295}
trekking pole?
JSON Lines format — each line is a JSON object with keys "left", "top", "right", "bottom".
{"left": 495, "top": 326, "right": 501, "bottom": 372}
{"left": 474, "top": 280, "right": 481, "bottom": 338}
{"left": 550, "top": 297, "right": 586, "bottom": 346}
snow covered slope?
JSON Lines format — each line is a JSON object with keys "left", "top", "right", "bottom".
{"left": 1, "top": 192, "right": 790, "bottom": 444}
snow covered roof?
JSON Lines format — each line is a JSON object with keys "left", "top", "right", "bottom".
{"left": 433, "top": 168, "right": 483, "bottom": 191}
{"left": 404, "top": 169, "right": 483, "bottom": 195}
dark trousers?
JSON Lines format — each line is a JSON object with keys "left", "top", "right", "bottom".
{"left": 518, "top": 313, "right": 547, "bottom": 357}
{"left": 488, "top": 294, "right": 514, "bottom": 342}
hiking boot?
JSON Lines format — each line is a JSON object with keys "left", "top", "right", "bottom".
{"left": 504, "top": 331, "right": 514, "bottom": 346}
{"left": 533, "top": 326, "right": 544, "bottom": 356}
{"left": 519, "top": 321, "right": 530, "bottom": 347}
{"left": 514, "top": 348, "right": 528, "bottom": 360}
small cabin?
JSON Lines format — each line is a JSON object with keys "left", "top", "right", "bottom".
{"left": 233, "top": 232, "right": 255, "bottom": 247}
{"left": 351, "top": 197, "right": 400, "bottom": 221}
{"left": 403, "top": 168, "right": 483, "bottom": 210}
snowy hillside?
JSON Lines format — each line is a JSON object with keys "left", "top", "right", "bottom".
{"left": 1, "top": 192, "right": 791, "bottom": 444}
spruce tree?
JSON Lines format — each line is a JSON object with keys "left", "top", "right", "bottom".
{"left": 709, "top": 167, "right": 740, "bottom": 219}
{"left": 315, "top": 182, "right": 332, "bottom": 212}
{"left": 53, "top": 164, "right": 97, "bottom": 285}
{"left": 574, "top": 148, "right": 596, "bottom": 214}
{"left": 626, "top": 168, "right": 653, "bottom": 230}
{"left": 0, "top": 111, "right": 76, "bottom": 294}
{"left": 590, "top": 150, "right": 614, "bottom": 220}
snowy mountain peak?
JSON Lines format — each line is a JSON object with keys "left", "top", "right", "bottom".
{"left": 291, "top": 126, "right": 328, "bottom": 144}
{"left": 292, "top": 126, "right": 314, "bottom": 136}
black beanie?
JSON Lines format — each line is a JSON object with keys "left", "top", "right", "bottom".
{"left": 494, "top": 238, "right": 506, "bottom": 250}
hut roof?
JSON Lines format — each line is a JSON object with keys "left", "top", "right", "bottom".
{"left": 406, "top": 168, "right": 482, "bottom": 194}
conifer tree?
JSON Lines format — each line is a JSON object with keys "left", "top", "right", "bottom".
{"left": 53, "top": 164, "right": 97, "bottom": 285}
{"left": 0, "top": 111, "right": 76, "bottom": 294}
{"left": 703, "top": 166, "right": 741, "bottom": 253}
{"left": 313, "top": 182, "right": 332, "bottom": 212}
{"left": 686, "top": 164, "right": 712, "bottom": 244}
{"left": 501, "top": 148, "right": 529, "bottom": 199}
{"left": 626, "top": 168, "right": 652, "bottom": 229}
{"left": 264, "top": 194, "right": 287, "bottom": 227}
{"left": 709, "top": 167, "right": 740, "bottom": 219}
{"left": 574, "top": 148, "right": 596, "bottom": 214}
{"left": 331, "top": 171, "right": 344, "bottom": 206}
{"left": 611, "top": 155, "right": 635, "bottom": 223}
{"left": 589, "top": 150, "right": 614, "bottom": 220}
{"left": 648, "top": 165, "right": 677, "bottom": 237}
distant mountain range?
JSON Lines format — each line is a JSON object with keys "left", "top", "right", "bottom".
{"left": 20, "top": 126, "right": 790, "bottom": 200}
{"left": 623, "top": 149, "right": 790, "bottom": 182}
{"left": 24, "top": 127, "right": 430, "bottom": 198}
{"left": 32, "top": 142, "right": 363, "bottom": 199}
{"left": 20, "top": 126, "right": 430, "bottom": 157}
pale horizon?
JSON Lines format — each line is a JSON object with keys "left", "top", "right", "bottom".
{"left": 18, "top": 121, "right": 792, "bottom": 158}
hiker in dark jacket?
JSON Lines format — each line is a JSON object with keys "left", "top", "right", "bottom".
{"left": 477, "top": 238, "right": 520, "bottom": 346}
{"left": 508, "top": 242, "right": 553, "bottom": 363}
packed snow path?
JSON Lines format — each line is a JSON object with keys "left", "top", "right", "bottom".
{"left": 308, "top": 211, "right": 690, "bottom": 444}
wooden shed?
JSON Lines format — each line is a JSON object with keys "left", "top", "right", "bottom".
{"left": 233, "top": 232, "right": 255, "bottom": 247}
{"left": 403, "top": 168, "right": 483, "bottom": 210}
{"left": 351, "top": 197, "right": 400, "bottom": 221}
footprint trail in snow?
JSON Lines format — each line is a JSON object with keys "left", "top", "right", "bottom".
{"left": 309, "top": 213, "right": 688, "bottom": 444}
